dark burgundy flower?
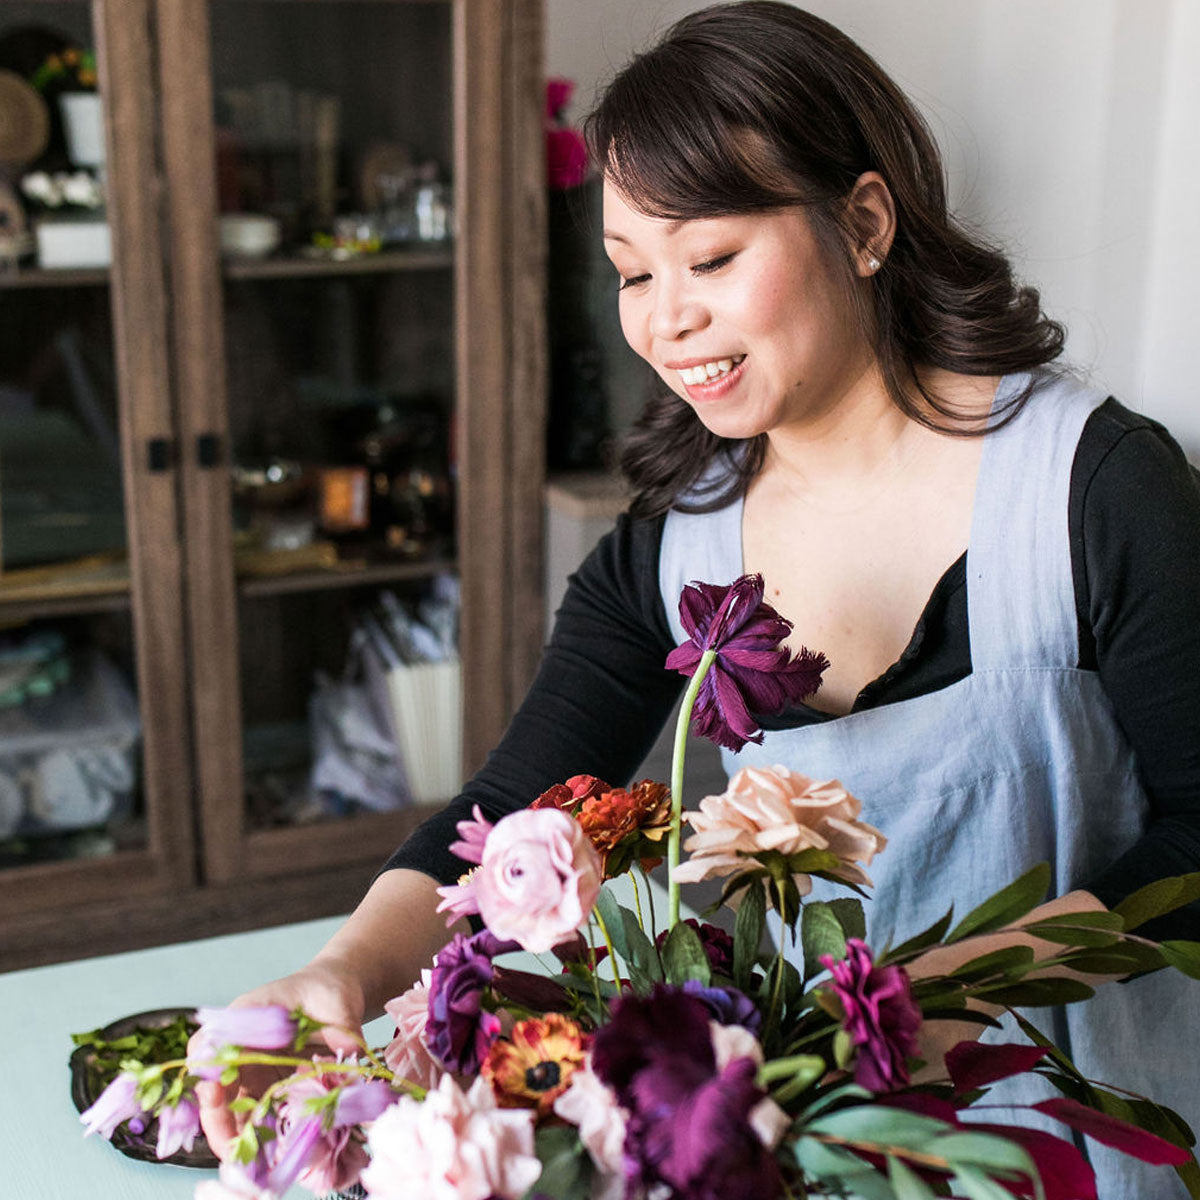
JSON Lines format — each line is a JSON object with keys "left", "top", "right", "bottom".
{"left": 665, "top": 574, "right": 828, "bottom": 751}
{"left": 680, "top": 980, "right": 762, "bottom": 1036}
{"left": 530, "top": 774, "right": 609, "bottom": 814}
{"left": 821, "top": 939, "right": 921, "bottom": 1092}
{"left": 656, "top": 919, "right": 735, "bottom": 977}
{"left": 592, "top": 987, "right": 780, "bottom": 1200}
{"left": 426, "top": 930, "right": 518, "bottom": 1074}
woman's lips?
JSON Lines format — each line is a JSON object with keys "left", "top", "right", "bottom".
{"left": 678, "top": 356, "right": 747, "bottom": 402}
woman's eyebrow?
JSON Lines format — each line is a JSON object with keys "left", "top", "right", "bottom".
{"left": 602, "top": 219, "right": 685, "bottom": 243}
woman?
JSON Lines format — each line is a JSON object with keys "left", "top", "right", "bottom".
{"left": 202, "top": 5, "right": 1200, "bottom": 1193}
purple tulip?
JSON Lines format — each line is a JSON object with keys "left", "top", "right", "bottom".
{"left": 155, "top": 1097, "right": 201, "bottom": 1159}
{"left": 822, "top": 939, "right": 922, "bottom": 1092}
{"left": 592, "top": 986, "right": 779, "bottom": 1200}
{"left": 426, "top": 930, "right": 518, "bottom": 1074}
{"left": 665, "top": 574, "right": 828, "bottom": 751}
{"left": 80, "top": 1072, "right": 143, "bottom": 1139}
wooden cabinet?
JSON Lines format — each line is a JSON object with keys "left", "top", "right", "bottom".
{"left": 0, "top": 0, "right": 546, "bottom": 971}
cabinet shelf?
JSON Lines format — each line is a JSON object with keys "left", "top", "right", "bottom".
{"left": 0, "top": 267, "right": 110, "bottom": 290}
{"left": 237, "top": 556, "right": 455, "bottom": 599}
{"left": 222, "top": 247, "right": 452, "bottom": 282}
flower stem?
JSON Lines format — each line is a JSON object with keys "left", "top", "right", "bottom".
{"left": 593, "top": 906, "right": 625, "bottom": 993}
{"left": 639, "top": 861, "right": 658, "bottom": 944}
{"left": 767, "top": 877, "right": 788, "bottom": 1033}
{"left": 668, "top": 648, "right": 717, "bottom": 928}
{"left": 628, "top": 868, "right": 646, "bottom": 934}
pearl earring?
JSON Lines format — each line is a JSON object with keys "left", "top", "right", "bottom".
{"left": 867, "top": 255, "right": 881, "bottom": 272}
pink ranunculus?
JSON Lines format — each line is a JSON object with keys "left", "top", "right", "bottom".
{"left": 362, "top": 1074, "right": 541, "bottom": 1200}
{"left": 674, "top": 765, "right": 885, "bottom": 896}
{"left": 382, "top": 970, "right": 443, "bottom": 1090}
{"left": 473, "top": 807, "right": 602, "bottom": 953}
{"left": 552, "top": 1057, "right": 627, "bottom": 1200}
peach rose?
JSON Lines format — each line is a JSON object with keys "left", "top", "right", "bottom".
{"left": 673, "top": 765, "right": 885, "bottom": 895}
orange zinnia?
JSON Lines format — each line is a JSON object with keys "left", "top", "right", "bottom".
{"left": 577, "top": 779, "right": 672, "bottom": 876}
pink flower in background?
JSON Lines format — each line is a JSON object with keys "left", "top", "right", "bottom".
{"left": 545, "top": 76, "right": 588, "bottom": 190}
{"left": 666, "top": 574, "right": 828, "bottom": 751}
{"left": 674, "top": 766, "right": 885, "bottom": 895}
{"left": 80, "top": 1071, "right": 142, "bottom": 1139}
{"left": 435, "top": 805, "right": 494, "bottom": 923}
{"left": 362, "top": 1074, "right": 541, "bottom": 1200}
{"left": 553, "top": 1058, "right": 628, "bottom": 1200}
{"left": 383, "top": 970, "right": 443, "bottom": 1090}
{"left": 822, "top": 939, "right": 921, "bottom": 1093}
{"left": 474, "top": 807, "right": 602, "bottom": 953}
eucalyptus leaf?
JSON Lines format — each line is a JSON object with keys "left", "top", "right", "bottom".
{"left": 807, "top": 1104, "right": 954, "bottom": 1148}
{"left": 1161, "top": 940, "right": 1200, "bottom": 981}
{"left": 974, "top": 976, "right": 1094, "bottom": 1006}
{"left": 792, "top": 1136, "right": 877, "bottom": 1177}
{"left": 733, "top": 877, "right": 766, "bottom": 992}
{"left": 803, "top": 901, "right": 848, "bottom": 980}
{"left": 946, "top": 863, "right": 1050, "bottom": 943}
{"left": 927, "top": 1131, "right": 1037, "bottom": 1179}
{"left": 661, "top": 921, "right": 711, "bottom": 986}
{"left": 1058, "top": 946, "right": 1166, "bottom": 976}
{"left": 881, "top": 907, "right": 954, "bottom": 964}
{"left": 947, "top": 944, "right": 1036, "bottom": 981}
{"left": 1019, "top": 925, "right": 1122, "bottom": 948}
{"left": 796, "top": 1081, "right": 873, "bottom": 1122}
{"left": 1113, "top": 872, "right": 1200, "bottom": 931}
{"left": 918, "top": 1007, "right": 1004, "bottom": 1029}
{"left": 888, "top": 1156, "right": 939, "bottom": 1200}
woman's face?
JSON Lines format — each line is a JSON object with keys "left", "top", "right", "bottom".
{"left": 602, "top": 179, "right": 875, "bottom": 441}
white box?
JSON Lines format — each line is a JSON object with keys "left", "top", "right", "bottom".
{"left": 35, "top": 217, "right": 111, "bottom": 269}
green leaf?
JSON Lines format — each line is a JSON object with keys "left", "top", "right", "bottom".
{"left": 219, "top": 1066, "right": 239, "bottom": 1087}
{"left": 832, "top": 1028, "right": 854, "bottom": 1069}
{"left": 620, "top": 909, "right": 663, "bottom": 987}
{"left": 1161, "top": 940, "right": 1200, "bottom": 981}
{"left": 792, "top": 1137, "right": 877, "bottom": 1178}
{"left": 802, "top": 902, "right": 848, "bottom": 980}
{"left": 593, "top": 890, "right": 631, "bottom": 963}
{"left": 880, "top": 908, "right": 955, "bottom": 964}
{"left": 732, "top": 878, "right": 766, "bottom": 991}
{"left": 1113, "top": 872, "right": 1200, "bottom": 931}
{"left": 929, "top": 1131, "right": 1037, "bottom": 1179}
{"left": 888, "top": 1156, "right": 939, "bottom": 1200}
{"left": 1025, "top": 909, "right": 1125, "bottom": 931}
{"left": 974, "top": 977, "right": 1094, "bottom": 1006}
{"left": 1057, "top": 945, "right": 1166, "bottom": 976}
{"left": 947, "top": 944, "right": 1036, "bottom": 981}
{"left": 758, "top": 1053, "right": 825, "bottom": 1087}
{"left": 228, "top": 1096, "right": 258, "bottom": 1114}
{"left": 828, "top": 897, "right": 867, "bottom": 942}
{"left": 946, "top": 863, "right": 1051, "bottom": 943}
{"left": 807, "top": 1105, "right": 954, "bottom": 1148}
{"left": 1174, "top": 1157, "right": 1200, "bottom": 1200}
{"left": 661, "top": 921, "right": 711, "bottom": 986}
{"left": 952, "top": 1165, "right": 1021, "bottom": 1200}
{"left": 796, "top": 1081, "right": 873, "bottom": 1122}
{"left": 525, "top": 1125, "right": 590, "bottom": 1200}
{"left": 918, "top": 1007, "right": 1004, "bottom": 1029}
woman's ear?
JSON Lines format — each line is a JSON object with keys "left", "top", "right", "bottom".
{"left": 843, "top": 171, "right": 896, "bottom": 277}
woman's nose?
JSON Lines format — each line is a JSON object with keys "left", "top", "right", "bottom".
{"left": 648, "top": 281, "right": 708, "bottom": 343}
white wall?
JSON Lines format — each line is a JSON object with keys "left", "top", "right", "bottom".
{"left": 547, "top": 0, "right": 1200, "bottom": 447}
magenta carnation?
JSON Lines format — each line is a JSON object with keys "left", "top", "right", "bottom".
{"left": 822, "top": 939, "right": 921, "bottom": 1092}
{"left": 665, "top": 574, "right": 828, "bottom": 751}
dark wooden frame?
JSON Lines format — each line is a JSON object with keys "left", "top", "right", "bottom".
{"left": 0, "top": 0, "right": 546, "bottom": 971}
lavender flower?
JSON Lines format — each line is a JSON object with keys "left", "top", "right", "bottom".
{"left": 155, "top": 1097, "right": 201, "bottom": 1159}
{"left": 592, "top": 987, "right": 780, "bottom": 1200}
{"left": 665, "top": 574, "right": 828, "bottom": 751}
{"left": 80, "top": 1071, "right": 142, "bottom": 1139}
{"left": 822, "top": 939, "right": 922, "bottom": 1092}
{"left": 193, "top": 1004, "right": 297, "bottom": 1050}
{"left": 426, "top": 930, "right": 518, "bottom": 1074}
{"left": 333, "top": 1079, "right": 397, "bottom": 1126}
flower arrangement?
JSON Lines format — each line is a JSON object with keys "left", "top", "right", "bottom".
{"left": 80, "top": 574, "right": 1200, "bottom": 1199}
{"left": 30, "top": 47, "right": 97, "bottom": 94}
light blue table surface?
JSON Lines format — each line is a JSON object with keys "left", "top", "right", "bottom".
{"left": 0, "top": 914, "right": 384, "bottom": 1200}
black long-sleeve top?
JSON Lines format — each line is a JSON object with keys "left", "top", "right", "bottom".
{"left": 386, "top": 398, "right": 1200, "bottom": 939}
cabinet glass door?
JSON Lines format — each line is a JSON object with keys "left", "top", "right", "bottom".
{"left": 0, "top": 0, "right": 193, "bottom": 922}
{"left": 183, "top": 0, "right": 462, "bottom": 882}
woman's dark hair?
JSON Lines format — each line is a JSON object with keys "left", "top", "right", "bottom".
{"left": 584, "top": 1, "right": 1066, "bottom": 518}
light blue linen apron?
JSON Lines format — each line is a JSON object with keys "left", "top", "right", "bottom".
{"left": 660, "top": 371, "right": 1196, "bottom": 1198}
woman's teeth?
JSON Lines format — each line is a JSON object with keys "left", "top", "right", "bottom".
{"left": 677, "top": 355, "right": 745, "bottom": 386}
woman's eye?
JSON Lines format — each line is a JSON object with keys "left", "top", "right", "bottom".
{"left": 618, "top": 272, "right": 651, "bottom": 291}
{"left": 693, "top": 252, "right": 736, "bottom": 275}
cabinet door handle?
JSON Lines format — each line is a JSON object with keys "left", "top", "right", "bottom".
{"left": 147, "top": 437, "right": 173, "bottom": 472}
{"left": 197, "top": 433, "right": 222, "bottom": 468}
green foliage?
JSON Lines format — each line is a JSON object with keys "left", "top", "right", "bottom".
{"left": 888, "top": 1156, "right": 938, "bottom": 1199}
{"left": 880, "top": 908, "right": 954, "bottom": 964}
{"left": 945, "top": 863, "right": 1050, "bottom": 943}
{"left": 1161, "top": 940, "right": 1200, "bottom": 981}
{"left": 525, "top": 1125, "right": 591, "bottom": 1200}
{"left": 802, "top": 902, "right": 848, "bottom": 981}
{"left": 733, "top": 881, "right": 767, "bottom": 991}
{"left": 1113, "top": 872, "right": 1200, "bottom": 931}
{"left": 661, "top": 920, "right": 711, "bottom": 986}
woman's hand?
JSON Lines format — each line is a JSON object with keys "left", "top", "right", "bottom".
{"left": 904, "top": 889, "right": 1110, "bottom": 1083}
{"left": 192, "top": 957, "right": 367, "bottom": 1161}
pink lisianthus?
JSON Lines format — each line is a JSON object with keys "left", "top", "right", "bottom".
{"left": 674, "top": 765, "right": 885, "bottom": 896}
{"left": 473, "top": 807, "right": 602, "bottom": 953}
{"left": 552, "top": 1057, "right": 627, "bottom": 1200}
{"left": 822, "top": 939, "right": 921, "bottom": 1093}
{"left": 382, "top": 969, "right": 443, "bottom": 1090}
{"left": 362, "top": 1074, "right": 541, "bottom": 1200}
